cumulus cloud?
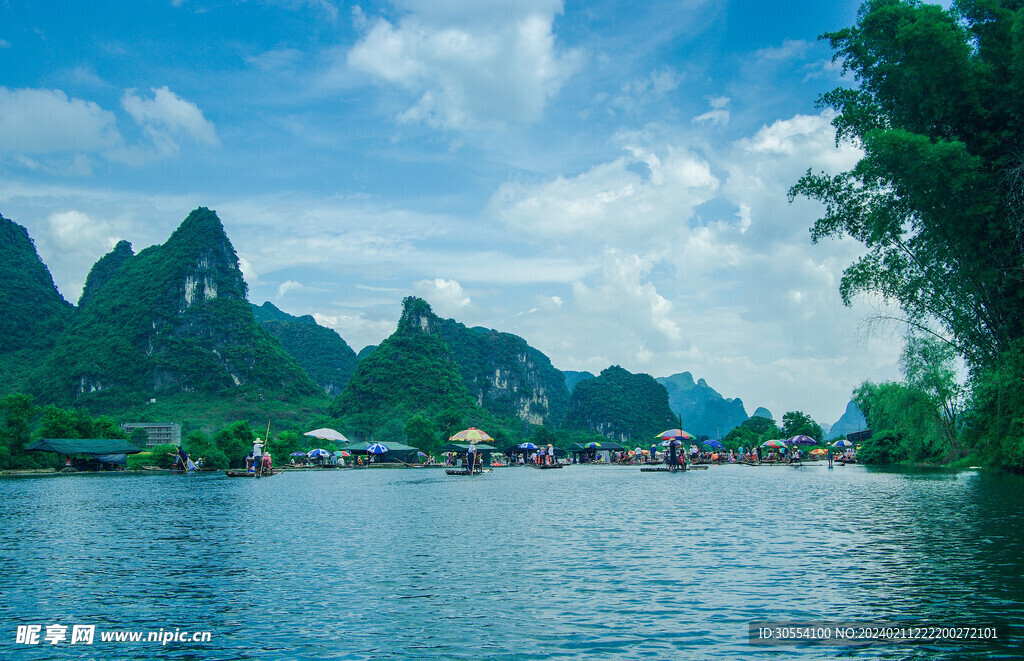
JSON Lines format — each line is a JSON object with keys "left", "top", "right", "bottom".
{"left": 346, "top": 0, "right": 581, "bottom": 129}
{"left": 276, "top": 280, "right": 307, "bottom": 298}
{"left": 121, "top": 86, "right": 218, "bottom": 155}
{"left": 490, "top": 140, "right": 718, "bottom": 249}
{"left": 0, "top": 87, "right": 121, "bottom": 153}
{"left": 413, "top": 277, "right": 472, "bottom": 315}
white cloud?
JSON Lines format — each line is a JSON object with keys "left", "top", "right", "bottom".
{"left": 0, "top": 87, "right": 121, "bottom": 154}
{"left": 121, "top": 86, "right": 218, "bottom": 155}
{"left": 346, "top": 0, "right": 581, "bottom": 130}
{"left": 490, "top": 140, "right": 718, "bottom": 249}
{"left": 413, "top": 277, "right": 472, "bottom": 315}
{"left": 755, "top": 39, "right": 811, "bottom": 61}
{"left": 276, "top": 280, "right": 306, "bottom": 298}
{"left": 693, "top": 95, "right": 730, "bottom": 125}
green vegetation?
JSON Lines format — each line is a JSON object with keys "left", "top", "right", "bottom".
{"left": 562, "top": 366, "right": 677, "bottom": 443}
{"left": 0, "top": 215, "right": 74, "bottom": 396}
{"left": 78, "top": 240, "right": 134, "bottom": 308}
{"left": 781, "top": 411, "right": 823, "bottom": 442}
{"left": 29, "top": 208, "right": 322, "bottom": 410}
{"left": 853, "top": 335, "right": 966, "bottom": 464}
{"left": 436, "top": 316, "right": 569, "bottom": 427}
{"left": 721, "top": 416, "right": 782, "bottom": 451}
{"left": 791, "top": 0, "right": 1024, "bottom": 470}
{"left": 255, "top": 303, "right": 359, "bottom": 397}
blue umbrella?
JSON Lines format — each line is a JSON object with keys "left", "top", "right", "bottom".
{"left": 289, "top": 451, "right": 307, "bottom": 458}
{"left": 702, "top": 439, "right": 725, "bottom": 450}
{"left": 787, "top": 435, "right": 817, "bottom": 446}
{"left": 518, "top": 442, "right": 538, "bottom": 450}
{"left": 366, "top": 443, "right": 389, "bottom": 455}
{"left": 832, "top": 439, "right": 854, "bottom": 448}
{"left": 307, "top": 448, "right": 331, "bottom": 459}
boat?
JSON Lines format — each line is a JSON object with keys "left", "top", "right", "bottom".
{"left": 640, "top": 465, "right": 708, "bottom": 472}
{"left": 445, "top": 468, "right": 493, "bottom": 476}
{"left": 224, "top": 468, "right": 284, "bottom": 478}
{"left": 531, "top": 463, "right": 564, "bottom": 469}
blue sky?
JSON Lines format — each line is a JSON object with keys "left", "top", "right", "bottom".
{"left": 0, "top": 0, "right": 911, "bottom": 425}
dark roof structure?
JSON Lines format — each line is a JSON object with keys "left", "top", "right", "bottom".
{"left": 26, "top": 438, "right": 144, "bottom": 455}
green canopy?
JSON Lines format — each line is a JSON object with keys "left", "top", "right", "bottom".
{"left": 26, "top": 438, "right": 143, "bottom": 455}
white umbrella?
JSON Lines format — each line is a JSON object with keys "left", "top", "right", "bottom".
{"left": 304, "top": 428, "right": 349, "bottom": 443}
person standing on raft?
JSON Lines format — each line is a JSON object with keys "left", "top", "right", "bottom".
{"left": 467, "top": 441, "right": 478, "bottom": 473}
{"left": 668, "top": 438, "right": 680, "bottom": 471}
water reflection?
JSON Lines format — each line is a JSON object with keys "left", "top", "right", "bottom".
{"left": 0, "top": 465, "right": 1020, "bottom": 659}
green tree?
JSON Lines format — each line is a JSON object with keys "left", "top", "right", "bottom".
{"left": 789, "top": 0, "right": 1024, "bottom": 368}
{"left": 721, "top": 416, "right": 782, "bottom": 451}
{"left": 0, "top": 393, "right": 36, "bottom": 469}
{"left": 214, "top": 421, "right": 256, "bottom": 468}
{"left": 853, "top": 380, "right": 946, "bottom": 462}
{"left": 404, "top": 413, "right": 437, "bottom": 453}
{"left": 184, "top": 431, "right": 228, "bottom": 469}
{"left": 781, "top": 411, "right": 823, "bottom": 442}
{"left": 900, "top": 335, "right": 965, "bottom": 456}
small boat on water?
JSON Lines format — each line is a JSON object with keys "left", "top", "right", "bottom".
{"left": 445, "top": 468, "right": 493, "bottom": 476}
{"left": 225, "top": 468, "right": 284, "bottom": 478}
{"left": 531, "top": 463, "right": 564, "bottom": 469}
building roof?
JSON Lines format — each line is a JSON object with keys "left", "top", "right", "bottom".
{"left": 26, "top": 438, "right": 144, "bottom": 455}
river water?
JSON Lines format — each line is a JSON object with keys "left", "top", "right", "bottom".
{"left": 0, "top": 464, "right": 1020, "bottom": 659}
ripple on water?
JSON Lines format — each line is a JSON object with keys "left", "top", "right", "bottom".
{"left": 0, "top": 465, "right": 1021, "bottom": 659}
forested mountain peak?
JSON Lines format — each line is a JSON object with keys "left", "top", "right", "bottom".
{"left": 253, "top": 301, "right": 357, "bottom": 397}
{"left": 79, "top": 240, "right": 134, "bottom": 308}
{"left": 0, "top": 213, "right": 73, "bottom": 356}
{"left": 563, "top": 365, "right": 677, "bottom": 442}
{"left": 30, "top": 207, "right": 319, "bottom": 407}
{"left": 397, "top": 296, "right": 438, "bottom": 335}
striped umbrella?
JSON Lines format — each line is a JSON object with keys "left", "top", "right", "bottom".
{"left": 366, "top": 443, "right": 389, "bottom": 455}
{"left": 657, "top": 428, "right": 694, "bottom": 441}
{"left": 449, "top": 427, "right": 494, "bottom": 442}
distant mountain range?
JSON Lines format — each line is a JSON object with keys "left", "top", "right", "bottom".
{"left": 656, "top": 372, "right": 749, "bottom": 438}
{"left": 0, "top": 207, "right": 864, "bottom": 442}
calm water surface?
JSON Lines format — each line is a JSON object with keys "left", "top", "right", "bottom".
{"left": 0, "top": 464, "right": 1021, "bottom": 659}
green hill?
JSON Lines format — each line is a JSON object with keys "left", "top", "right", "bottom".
{"left": 0, "top": 214, "right": 74, "bottom": 394}
{"left": 253, "top": 302, "right": 358, "bottom": 397}
{"left": 78, "top": 240, "right": 134, "bottom": 308}
{"left": 562, "top": 365, "right": 677, "bottom": 443}
{"left": 564, "top": 370, "right": 595, "bottom": 393}
{"left": 31, "top": 207, "right": 321, "bottom": 410}
{"left": 657, "top": 372, "right": 748, "bottom": 438}
{"left": 330, "top": 296, "right": 483, "bottom": 439}
{"left": 436, "top": 317, "right": 569, "bottom": 427}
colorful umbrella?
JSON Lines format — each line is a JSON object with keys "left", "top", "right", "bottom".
{"left": 289, "top": 451, "right": 307, "bottom": 457}
{"left": 584, "top": 442, "right": 601, "bottom": 449}
{"left": 307, "top": 448, "right": 331, "bottom": 459}
{"left": 340, "top": 451, "right": 351, "bottom": 457}
{"left": 810, "top": 448, "right": 828, "bottom": 455}
{"left": 832, "top": 439, "right": 854, "bottom": 448}
{"left": 657, "top": 428, "right": 693, "bottom": 441}
{"left": 761, "top": 439, "right": 787, "bottom": 448}
{"left": 449, "top": 427, "right": 494, "bottom": 442}
{"left": 366, "top": 443, "right": 389, "bottom": 455}
{"left": 787, "top": 435, "right": 817, "bottom": 446}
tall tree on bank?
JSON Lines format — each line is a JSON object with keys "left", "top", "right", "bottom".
{"left": 789, "top": 0, "right": 1024, "bottom": 368}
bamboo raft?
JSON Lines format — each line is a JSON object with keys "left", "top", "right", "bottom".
{"left": 445, "top": 468, "right": 493, "bottom": 476}
{"left": 640, "top": 465, "right": 708, "bottom": 472}
{"left": 224, "top": 468, "right": 284, "bottom": 478}
{"left": 531, "top": 463, "right": 564, "bottom": 469}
